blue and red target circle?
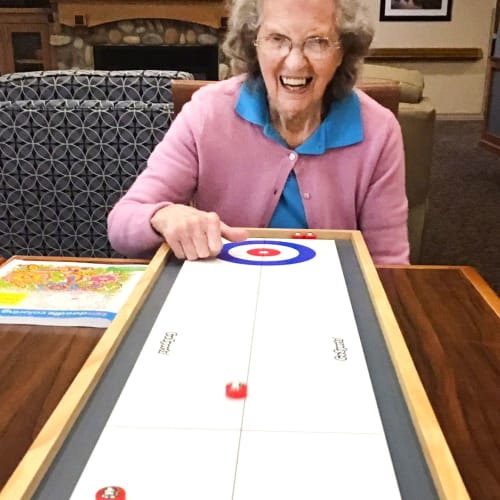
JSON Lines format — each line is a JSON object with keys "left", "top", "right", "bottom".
{"left": 217, "top": 240, "right": 316, "bottom": 265}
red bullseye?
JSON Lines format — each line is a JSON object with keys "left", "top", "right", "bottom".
{"left": 247, "top": 248, "right": 281, "bottom": 257}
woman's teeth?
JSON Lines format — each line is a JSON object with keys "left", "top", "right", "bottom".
{"left": 280, "top": 76, "right": 311, "bottom": 88}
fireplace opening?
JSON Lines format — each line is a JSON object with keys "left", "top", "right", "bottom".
{"left": 94, "top": 44, "right": 219, "bottom": 80}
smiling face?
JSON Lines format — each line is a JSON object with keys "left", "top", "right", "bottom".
{"left": 256, "top": 0, "right": 343, "bottom": 130}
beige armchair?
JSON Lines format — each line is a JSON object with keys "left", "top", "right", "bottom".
{"left": 360, "top": 63, "right": 436, "bottom": 263}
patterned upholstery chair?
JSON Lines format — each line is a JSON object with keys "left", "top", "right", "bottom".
{"left": 0, "top": 69, "right": 193, "bottom": 102}
{"left": 0, "top": 70, "right": 193, "bottom": 259}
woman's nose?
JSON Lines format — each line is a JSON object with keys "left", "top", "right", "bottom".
{"left": 282, "top": 46, "right": 308, "bottom": 69}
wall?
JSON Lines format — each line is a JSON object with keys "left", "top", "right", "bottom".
{"left": 368, "top": 0, "right": 497, "bottom": 117}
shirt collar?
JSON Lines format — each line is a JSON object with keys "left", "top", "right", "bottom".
{"left": 235, "top": 77, "right": 363, "bottom": 154}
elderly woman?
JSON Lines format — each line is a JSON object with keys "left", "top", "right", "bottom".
{"left": 108, "top": 0, "right": 409, "bottom": 264}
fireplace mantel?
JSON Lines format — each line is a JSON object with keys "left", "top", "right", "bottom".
{"left": 54, "top": 0, "right": 227, "bottom": 28}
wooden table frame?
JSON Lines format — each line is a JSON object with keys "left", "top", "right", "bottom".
{"left": 2, "top": 230, "right": 495, "bottom": 498}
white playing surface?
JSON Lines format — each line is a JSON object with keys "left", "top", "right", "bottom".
{"left": 70, "top": 239, "right": 401, "bottom": 499}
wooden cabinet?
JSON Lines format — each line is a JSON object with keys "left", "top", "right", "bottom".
{"left": 481, "top": 0, "right": 500, "bottom": 154}
{"left": 0, "top": 9, "right": 53, "bottom": 75}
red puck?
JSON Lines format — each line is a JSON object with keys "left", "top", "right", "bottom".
{"left": 225, "top": 382, "right": 247, "bottom": 399}
{"left": 96, "top": 486, "right": 126, "bottom": 500}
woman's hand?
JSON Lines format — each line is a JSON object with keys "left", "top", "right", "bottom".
{"left": 150, "top": 204, "right": 248, "bottom": 260}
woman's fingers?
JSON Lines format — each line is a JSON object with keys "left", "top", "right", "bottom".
{"left": 151, "top": 205, "right": 248, "bottom": 260}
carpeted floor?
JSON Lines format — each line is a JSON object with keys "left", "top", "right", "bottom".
{"left": 419, "top": 120, "right": 500, "bottom": 295}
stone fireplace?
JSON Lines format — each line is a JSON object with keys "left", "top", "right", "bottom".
{"left": 48, "top": 1, "right": 230, "bottom": 79}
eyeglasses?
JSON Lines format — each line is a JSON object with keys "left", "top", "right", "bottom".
{"left": 254, "top": 34, "right": 340, "bottom": 61}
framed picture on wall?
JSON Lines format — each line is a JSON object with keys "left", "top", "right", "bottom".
{"left": 380, "top": 0, "right": 452, "bottom": 21}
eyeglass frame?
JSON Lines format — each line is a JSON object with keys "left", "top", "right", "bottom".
{"left": 253, "top": 34, "right": 341, "bottom": 60}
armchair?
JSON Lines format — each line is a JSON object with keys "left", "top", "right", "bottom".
{"left": 360, "top": 63, "right": 436, "bottom": 263}
{"left": 0, "top": 70, "right": 194, "bottom": 259}
{"left": 0, "top": 69, "right": 193, "bottom": 102}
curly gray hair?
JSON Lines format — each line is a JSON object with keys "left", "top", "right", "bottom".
{"left": 222, "top": 0, "right": 374, "bottom": 103}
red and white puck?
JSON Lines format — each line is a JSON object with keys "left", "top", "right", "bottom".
{"left": 96, "top": 486, "right": 126, "bottom": 500}
{"left": 225, "top": 382, "right": 247, "bottom": 399}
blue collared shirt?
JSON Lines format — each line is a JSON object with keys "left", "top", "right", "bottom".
{"left": 235, "top": 78, "right": 363, "bottom": 228}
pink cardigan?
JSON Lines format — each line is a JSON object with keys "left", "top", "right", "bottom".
{"left": 108, "top": 76, "right": 409, "bottom": 264}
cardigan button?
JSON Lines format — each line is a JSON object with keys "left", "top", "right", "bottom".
{"left": 289, "top": 152, "right": 297, "bottom": 161}
{"left": 303, "top": 192, "right": 311, "bottom": 200}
